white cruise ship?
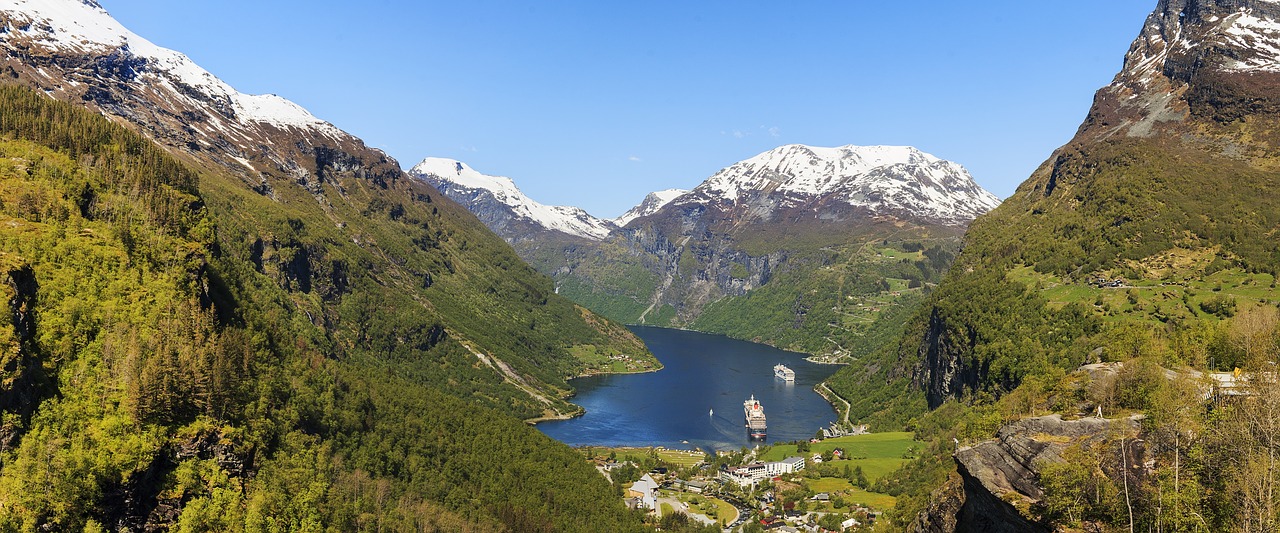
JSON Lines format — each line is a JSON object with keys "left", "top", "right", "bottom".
{"left": 774, "top": 364, "right": 795, "bottom": 382}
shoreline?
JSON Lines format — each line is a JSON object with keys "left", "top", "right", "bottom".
{"left": 537, "top": 325, "right": 852, "bottom": 431}
{"left": 814, "top": 382, "right": 852, "bottom": 427}
{"left": 570, "top": 362, "right": 664, "bottom": 380}
{"left": 525, "top": 408, "right": 584, "bottom": 425}
{"left": 529, "top": 360, "right": 665, "bottom": 425}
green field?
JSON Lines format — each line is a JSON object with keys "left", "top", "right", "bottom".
{"left": 1006, "top": 264, "right": 1278, "bottom": 328}
{"left": 810, "top": 477, "right": 855, "bottom": 492}
{"left": 760, "top": 432, "right": 915, "bottom": 482}
{"left": 842, "top": 487, "right": 898, "bottom": 509}
{"left": 567, "top": 344, "right": 660, "bottom": 374}
{"left": 582, "top": 446, "right": 706, "bottom": 468}
{"left": 759, "top": 432, "right": 914, "bottom": 513}
{"left": 677, "top": 494, "right": 737, "bottom": 525}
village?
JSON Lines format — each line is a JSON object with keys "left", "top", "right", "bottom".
{"left": 581, "top": 431, "right": 915, "bottom": 532}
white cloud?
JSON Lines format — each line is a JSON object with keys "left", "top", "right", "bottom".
{"left": 628, "top": 155, "right": 642, "bottom": 162}
{"left": 766, "top": 126, "right": 781, "bottom": 138}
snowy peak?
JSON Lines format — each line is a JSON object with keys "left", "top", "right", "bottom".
{"left": 0, "top": 0, "right": 339, "bottom": 134}
{"left": 1089, "top": 0, "right": 1280, "bottom": 138}
{"left": 1119, "top": 0, "right": 1280, "bottom": 81}
{"left": 680, "top": 144, "right": 1000, "bottom": 225}
{"left": 614, "top": 188, "right": 688, "bottom": 226}
{"left": 410, "top": 158, "right": 615, "bottom": 240}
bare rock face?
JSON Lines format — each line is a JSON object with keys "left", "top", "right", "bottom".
{"left": 918, "top": 414, "right": 1144, "bottom": 532}
{"left": 910, "top": 475, "right": 964, "bottom": 533}
{"left": 1082, "top": 0, "right": 1280, "bottom": 141}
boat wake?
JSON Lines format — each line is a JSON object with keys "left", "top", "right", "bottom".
{"left": 708, "top": 413, "right": 743, "bottom": 442}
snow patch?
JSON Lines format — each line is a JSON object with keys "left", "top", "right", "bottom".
{"left": 1222, "top": 12, "right": 1280, "bottom": 72}
{"left": 411, "top": 158, "right": 616, "bottom": 240}
{"left": 682, "top": 144, "right": 1000, "bottom": 224}
{"left": 614, "top": 188, "right": 688, "bottom": 226}
{"left": 0, "top": 0, "right": 341, "bottom": 134}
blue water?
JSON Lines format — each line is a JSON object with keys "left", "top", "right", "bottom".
{"left": 537, "top": 326, "right": 841, "bottom": 451}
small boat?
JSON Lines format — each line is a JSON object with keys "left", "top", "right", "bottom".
{"left": 709, "top": 408, "right": 714, "bottom": 417}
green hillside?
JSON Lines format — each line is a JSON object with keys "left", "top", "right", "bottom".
{"left": 832, "top": 14, "right": 1280, "bottom": 528}
{"left": 0, "top": 85, "right": 650, "bottom": 531}
{"left": 692, "top": 239, "right": 957, "bottom": 357}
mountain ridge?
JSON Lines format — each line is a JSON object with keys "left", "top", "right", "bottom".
{"left": 674, "top": 144, "right": 1000, "bottom": 227}
{"left": 410, "top": 157, "right": 617, "bottom": 241}
{"left": 856, "top": 1, "right": 1280, "bottom": 529}
{"left": 421, "top": 142, "right": 998, "bottom": 362}
{"left": 0, "top": 1, "right": 657, "bottom": 530}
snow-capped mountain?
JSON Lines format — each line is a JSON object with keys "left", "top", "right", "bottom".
{"left": 670, "top": 144, "right": 1000, "bottom": 226}
{"left": 0, "top": 0, "right": 385, "bottom": 192}
{"left": 1084, "top": 0, "right": 1280, "bottom": 140}
{"left": 410, "top": 158, "right": 616, "bottom": 241}
{"left": 0, "top": 0, "right": 337, "bottom": 134}
{"left": 614, "top": 188, "right": 688, "bottom": 226}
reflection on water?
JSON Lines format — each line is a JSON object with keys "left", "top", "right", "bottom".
{"left": 537, "top": 326, "right": 841, "bottom": 451}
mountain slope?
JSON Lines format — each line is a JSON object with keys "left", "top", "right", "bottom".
{"left": 0, "top": 0, "right": 656, "bottom": 408}
{"left": 902, "top": 0, "right": 1280, "bottom": 410}
{"left": 475, "top": 144, "right": 999, "bottom": 359}
{"left": 615, "top": 188, "right": 688, "bottom": 226}
{"left": 0, "top": 1, "right": 655, "bottom": 530}
{"left": 582, "top": 144, "right": 994, "bottom": 329}
{"left": 833, "top": 2, "right": 1280, "bottom": 529}
{"left": 410, "top": 157, "right": 616, "bottom": 241}
{"left": 673, "top": 144, "right": 999, "bottom": 228}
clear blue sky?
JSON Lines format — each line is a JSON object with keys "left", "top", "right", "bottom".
{"left": 100, "top": 1, "right": 1154, "bottom": 218}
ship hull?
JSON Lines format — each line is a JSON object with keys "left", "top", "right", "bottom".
{"left": 744, "top": 394, "right": 767, "bottom": 440}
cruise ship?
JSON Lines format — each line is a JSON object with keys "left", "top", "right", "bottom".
{"left": 774, "top": 364, "right": 795, "bottom": 382}
{"left": 744, "top": 395, "right": 767, "bottom": 439}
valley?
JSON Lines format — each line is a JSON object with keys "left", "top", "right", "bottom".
{"left": 0, "top": 0, "right": 1279, "bottom": 532}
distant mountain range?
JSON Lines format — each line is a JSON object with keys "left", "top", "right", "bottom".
{"left": 411, "top": 157, "right": 616, "bottom": 241}
{"left": 614, "top": 188, "right": 688, "bottom": 226}
{"left": 415, "top": 144, "right": 999, "bottom": 245}
{"left": 416, "top": 142, "right": 1001, "bottom": 355}
{"left": 667, "top": 144, "right": 999, "bottom": 227}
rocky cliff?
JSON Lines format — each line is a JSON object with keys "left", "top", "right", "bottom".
{"left": 914, "top": 414, "right": 1144, "bottom": 533}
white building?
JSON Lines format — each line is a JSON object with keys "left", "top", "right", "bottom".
{"left": 720, "top": 456, "right": 807, "bottom": 487}
{"left": 628, "top": 474, "right": 659, "bottom": 510}
{"left": 775, "top": 456, "right": 805, "bottom": 473}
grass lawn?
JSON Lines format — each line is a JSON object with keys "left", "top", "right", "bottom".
{"left": 810, "top": 477, "right": 854, "bottom": 492}
{"left": 842, "top": 487, "right": 897, "bottom": 509}
{"left": 660, "top": 502, "right": 674, "bottom": 517}
{"left": 805, "top": 474, "right": 900, "bottom": 511}
{"left": 677, "top": 494, "right": 737, "bottom": 525}
{"left": 760, "top": 432, "right": 915, "bottom": 482}
{"left": 582, "top": 446, "right": 706, "bottom": 468}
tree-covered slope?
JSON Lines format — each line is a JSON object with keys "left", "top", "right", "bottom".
{"left": 820, "top": 0, "right": 1280, "bottom": 427}
{"left": 0, "top": 85, "right": 649, "bottom": 531}
{"left": 822, "top": 1, "right": 1280, "bottom": 528}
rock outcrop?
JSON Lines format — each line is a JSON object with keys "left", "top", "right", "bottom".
{"left": 916, "top": 414, "right": 1144, "bottom": 532}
